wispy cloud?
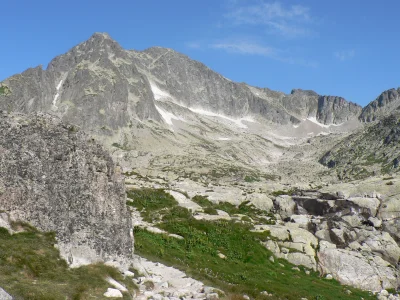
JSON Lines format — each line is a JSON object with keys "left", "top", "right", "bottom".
{"left": 225, "top": 1, "right": 314, "bottom": 38}
{"left": 334, "top": 50, "right": 355, "bottom": 61}
{"left": 210, "top": 40, "right": 318, "bottom": 68}
{"left": 185, "top": 42, "right": 201, "bottom": 49}
{"left": 211, "top": 41, "right": 275, "bottom": 56}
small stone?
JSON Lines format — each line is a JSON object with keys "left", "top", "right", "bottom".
{"left": 380, "top": 290, "right": 390, "bottom": 296}
{"left": 218, "top": 252, "right": 226, "bottom": 259}
{"left": 292, "top": 267, "right": 301, "bottom": 271}
{"left": 203, "top": 286, "right": 215, "bottom": 294}
{"left": 305, "top": 270, "right": 310, "bottom": 275}
{"left": 160, "top": 281, "right": 169, "bottom": 288}
{"left": 344, "top": 289, "right": 352, "bottom": 295}
{"left": 269, "top": 256, "right": 275, "bottom": 263}
{"left": 206, "top": 293, "right": 219, "bottom": 300}
{"left": 243, "top": 295, "right": 250, "bottom": 300}
{"left": 325, "top": 274, "right": 333, "bottom": 280}
{"left": 281, "top": 247, "right": 289, "bottom": 254}
{"left": 104, "top": 288, "right": 123, "bottom": 298}
{"left": 123, "top": 270, "right": 135, "bottom": 277}
{"left": 151, "top": 294, "right": 163, "bottom": 300}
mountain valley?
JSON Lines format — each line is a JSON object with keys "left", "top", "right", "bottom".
{"left": 0, "top": 33, "right": 400, "bottom": 299}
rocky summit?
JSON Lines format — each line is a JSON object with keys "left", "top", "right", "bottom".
{"left": 1, "top": 32, "right": 400, "bottom": 299}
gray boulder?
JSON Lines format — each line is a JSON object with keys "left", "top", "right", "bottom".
{"left": 0, "top": 112, "right": 132, "bottom": 267}
{"left": 318, "top": 248, "right": 399, "bottom": 292}
{"left": 0, "top": 288, "right": 13, "bottom": 300}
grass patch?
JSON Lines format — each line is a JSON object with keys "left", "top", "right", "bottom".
{"left": 271, "top": 189, "right": 298, "bottom": 197}
{"left": 127, "top": 188, "right": 178, "bottom": 222}
{"left": 192, "top": 195, "right": 275, "bottom": 224}
{"left": 0, "top": 85, "right": 11, "bottom": 96}
{"left": 0, "top": 226, "right": 136, "bottom": 299}
{"left": 192, "top": 195, "right": 214, "bottom": 207}
{"left": 134, "top": 220, "right": 373, "bottom": 300}
{"left": 244, "top": 175, "right": 260, "bottom": 183}
{"left": 132, "top": 189, "right": 374, "bottom": 300}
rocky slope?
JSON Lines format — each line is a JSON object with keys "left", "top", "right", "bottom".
{"left": 0, "top": 111, "right": 132, "bottom": 267}
{"left": 320, "top": 111, "right": 400, "bottom": 180}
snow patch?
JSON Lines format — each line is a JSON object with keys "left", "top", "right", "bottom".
{"left": 306, "top": 117, "right": 343, "bottom": 128}
{"left": 52, "top": 80, "right": 63, "bottom": 107}
{"left": 189, "top": 107, "right": 254, "bottom": 128}
{"left": 150, "top": 81, "right": 171, "bottom": 100}
{"left": 217, "top": 137, "right": 231, "bottom": 141}
{"left": 154, "top": 105, "right": 183, "bottom": 127}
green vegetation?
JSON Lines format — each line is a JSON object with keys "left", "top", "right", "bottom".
{"left": 0, "top": 222, "right": 136, "bottom": 299}
{"left": 192, "top": 195, "right": 214, "bottom": 207}
{"left": 0, "top": 84, "right": 11, "bottom": 96}
{"left": 111, "top": 142, "right": 130, "bottom": 151}
{"left": 192, "top": 195, "right": 275, "bottom": 224}
{"left": 244, "top": 175, "right": 260, "bottom": 183}
{"left": 131, "top": 189, "right": 374, "bottom": 300}
{"left": 126, "top": 188, "right": 178, "bottom": 222}
{"left": 271, "top": 188, "right": 297, "bottom": 197}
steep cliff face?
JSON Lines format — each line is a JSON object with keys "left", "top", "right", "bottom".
{"left": 279, "top": 90, "right": 362, "bottom": 124}
{"left": 360, "top": 88, "right": 400, "bottom": 122}
{"left": 317, "top": 95, "right": 362, "bottom": 124}
{"left": 0, "top": 112, "right": 132, "bottom": 267}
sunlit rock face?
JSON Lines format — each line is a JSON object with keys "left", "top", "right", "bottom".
{"left": 0, "top": 112, "right": 132, "bottom": 267}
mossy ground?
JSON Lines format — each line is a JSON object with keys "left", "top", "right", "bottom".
{"left": 129, "top": 188, "right": 375, "bottom": 300}
{"left": 0, "top": 223, "right": 136, "bottom": 300}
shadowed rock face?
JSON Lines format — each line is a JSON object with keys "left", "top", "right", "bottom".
{"left": 279, "top": 90, "right": 362, "bottom": 124}
{"left": 0, "top": 112, "right": 132, "bottom": 267}
{"left": 317, "top": 95, "right": 362, "bottom": 124}
{"left": 0, "top": 32, "right": 361, "bottom": 131}
{"left": 360, "top": 88, "right": 400, "bottom": 122}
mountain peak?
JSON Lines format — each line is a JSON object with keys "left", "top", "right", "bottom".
{"left": 89, "top": 32, "right": 113, "bottom": 42}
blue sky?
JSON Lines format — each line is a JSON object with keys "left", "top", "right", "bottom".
{"left": 1, "top": 0, "right": 399, "bottom": 106}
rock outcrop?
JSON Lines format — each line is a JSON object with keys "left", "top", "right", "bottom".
{"left": 320, "top": 111, "right": 400, "bottom": 180}
{"left": 269, "top": 188, "right": 400, "bottom": 291}
{"left": 0, "top": 112, "right": 132, "bottom": 267}
{"left": 360, "top": 88, "right": 400, "bottom": 122}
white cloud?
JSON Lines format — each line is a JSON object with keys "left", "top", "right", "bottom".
{"left": 334, "top": 50, "right": 355, "bottom": 61}
{"left": 210, "top": 40, "right": 318, "bottom": 67}
{"left": 185, "top": 42, "right": 201, "bottom": 49}
{"left": 211, "top": 41, "right": 275, "bottom": 56}
{"left": 225, "top": 1, "right": 313, "bottom": 38}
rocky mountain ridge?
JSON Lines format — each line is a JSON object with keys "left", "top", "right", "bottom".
{"left": 0, "top": 32, "right": 373, "bottom": 185}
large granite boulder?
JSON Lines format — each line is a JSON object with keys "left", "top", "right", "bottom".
{"left": 0, "top": 112, "right": 132, "bottom": 267}
{"left": 318, "top": 248, "right": 399, "bottom": 292}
